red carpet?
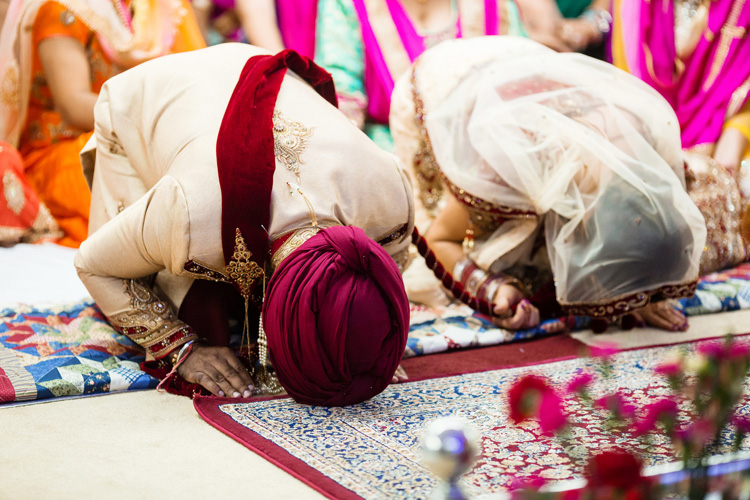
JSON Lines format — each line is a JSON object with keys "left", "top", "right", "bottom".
{"left": 402, "top": 333, "right": 585, "bottom": 381}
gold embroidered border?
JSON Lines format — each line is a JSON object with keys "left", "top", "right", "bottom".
{"left": 271, "top": 222, "right": 342, "bottom": 269}
{"left": 183, "top": 260, "right": 230, "bottom": 282}
{"left": 271, "top": 225, "right": 322, "bottom": 270}
{"left": 3, "top": 170, "right": 25, "bottom": 215}
{"left": 560, "top": 279, "right": 699, "bottom": 318}
{"left": 109, "top": 279, "right": 197, "bottom": 359}
{"left": 411, "top": 63, "right": 445, "bottom": 215}
{"left": 703, "top": 0, "right": 746, "bottom": 91}
{"left": 727, "top": 74, "right": 750, "bottom": 119}
{"left": 375, "top": 222, "right": 409, "bottom": 246}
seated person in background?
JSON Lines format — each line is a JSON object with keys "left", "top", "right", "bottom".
{"left": 391, "top": 37, "right": 706, "bottom": 332}
{"left": 611, "top": 0, "right": 750, "bottom": 274}
{"left": 315, "top": 0, "right": 527, "bottom": 151}
{"left": 0, "top": 141, "right": 60, "bottom": 246}
{"left": 191, "top": 0, "right": 245, "bottom": 45}
{"left": 236, "top": 0, "right": 317, "bottom": 56}
{"left": 0, "top": 0, "right": 205, "bottom": 247}
{"left": 75, "top": 44, "right": 413, "bottom": 406}
{"left": 191, "top": 0, "right": 317, "bottom": 55}
{"left": 516, "top": 0, "right": 610, "bottom": 55}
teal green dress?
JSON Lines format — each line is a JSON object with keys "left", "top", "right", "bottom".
{"left": 315, "top": 0, "right": 526, "bottom": 151}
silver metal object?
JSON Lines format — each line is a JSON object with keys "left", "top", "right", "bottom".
{"left": 422, "top": 417, "right": 480, "bottom": 500}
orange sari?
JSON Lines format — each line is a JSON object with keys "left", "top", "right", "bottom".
{"left": 2, "top": 0, "right": 205, "bottom": 247}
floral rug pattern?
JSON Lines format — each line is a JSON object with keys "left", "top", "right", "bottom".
{"left": 216, "top": 343, "right": 750, "bottom": 499}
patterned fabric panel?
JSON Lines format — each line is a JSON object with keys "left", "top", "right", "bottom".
{"left": 216, "top": 343, "right": 750, "bottom": 498}
{"left": 407, "top": 263, "right": 750, "bottom": 358}
{"left": 676, "top": 263, "right": 750, "bottom": 315}
{"left": 0, "top": 301, "right": 158, "bottom": 403}
{"left": 406, "top": 303, "right": 588, "bottom": 358}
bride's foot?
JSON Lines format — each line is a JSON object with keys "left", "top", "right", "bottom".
{"left": 633, "top": 301, "right": 688, "bottom": 331}
{"left": 391, "top": 364, "right": 409, "bottom": 384}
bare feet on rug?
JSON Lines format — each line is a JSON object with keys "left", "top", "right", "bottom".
{"left": 392, "top": 365, "right": 408, "bottom": 384}
{"left": 177, "top": 345, "right": 255, "bottom": 397}
{"left": 633, "top": 301, "right": 689, "bottom": 332}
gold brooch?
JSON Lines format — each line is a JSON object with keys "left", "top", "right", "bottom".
{"left": 226, "top": 228, "right": 264, "bottom": 299}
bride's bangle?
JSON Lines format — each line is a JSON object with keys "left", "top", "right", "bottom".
{"left": 454, "top": 258, "right": 528, "bottom": 302}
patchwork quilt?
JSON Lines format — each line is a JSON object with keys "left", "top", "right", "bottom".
{"left": 406, "top": 263, "right": 750, "bottom": 357}
{"left": 0, "top": 301, "right": 158, "bottom": 404}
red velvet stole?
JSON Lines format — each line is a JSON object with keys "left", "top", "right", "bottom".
{"left": 153, "top": 51, "right": 337, "bottom": 397}
{"left": 216, "top": 49, "right": 337, "bottom": 279}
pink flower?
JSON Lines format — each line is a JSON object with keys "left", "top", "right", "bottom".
{"left": 676, "top": 418, "right": 715, "bottom": 447}
{"left": 566, "top": 371, "right": 595, "bottom": 395}
{"left": 508, "top": 375, "right": 553, "bottom": 423}
{"left": 539, "top": 391, "right": 568, "bottom": 435}
{"left": 654, "top": 360, "right": 682, "bottom": 378}
{"left": 632, "top": 398, "right": 679, "bottom": 436}
{"left": 585, "top": 451, "right": 646, "bottom": 490}
{"left": 590, "top": 342, "right": 619, "bottom": 359}
{"left": 731, "top": 414, "right": 750, "bottom": 434}
{"left": 595, "top": 393, "right": 636, "bottom": 419}
{"left": 508, "top": 374, "right": 568, "bottom": 435}
{"left": 729, "top": 343, "right": 750, "bottom": 361}
{"left": 696, "top": 341, "right": 725, "bottom": 359}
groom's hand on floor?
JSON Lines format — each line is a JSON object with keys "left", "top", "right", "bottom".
{"left": 178, "top": 346, "right": 255, "bottom": 398}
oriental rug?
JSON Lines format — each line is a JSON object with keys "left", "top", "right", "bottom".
{"left": 196, "top": 342, "right": 750, "bottom": 500}
{"left": 407, "top": 263, "right": 750, "bottom": 358}
{"left": 0, "top": 300, "right": 158, "bottom": 404}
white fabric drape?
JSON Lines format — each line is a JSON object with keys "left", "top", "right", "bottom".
{"left": 420, "top": 37, "right": 706, "bottom": 309}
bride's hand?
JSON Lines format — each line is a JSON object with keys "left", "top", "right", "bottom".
{"left": 632, "top": 301, "right": 688, "bottom": 332}
{"left": 492, "top": 285, "right": 539, "bottom": 330}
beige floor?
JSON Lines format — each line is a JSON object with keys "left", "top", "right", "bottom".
{"left": 0, "top": 390, "right": 325, "bottom": 500}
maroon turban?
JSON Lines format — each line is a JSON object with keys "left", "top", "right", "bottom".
{"left": 263, "top": 225, "right": 409, "bottom": 406}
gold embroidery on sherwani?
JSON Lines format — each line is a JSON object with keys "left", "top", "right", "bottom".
{"left": 273, "top": 110, "right": 313, "bottom": 176}
{"left": 183, "top": 260, "right": 231, "bottom": 282}
{"left": 109, "top": 279, "right": 197, "bottom": 359}
{"left": 3, "top": 171, "right": 25, "bottom": 215}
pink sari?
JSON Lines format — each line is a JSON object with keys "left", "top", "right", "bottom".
{"left": 277, "top": 0, "right": 317, "bottom": 57}
{"left": 615, "top": 0, "right": 750, "bottom": 149}
{"left": 352, "top": 0, "right": 503, "bottom": 124}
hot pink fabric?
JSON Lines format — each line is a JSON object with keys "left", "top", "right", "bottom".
{"left": 277, "top": 0, "right": 317, "bottom": 57}
{"left": 352, "top": 0, "right": 498, "bottom": 124}
{"left": 263, "top": 226, "right": 409, "bottom": 407}
{"left": 627, "top": 0, "right": 750, "bottom": 148}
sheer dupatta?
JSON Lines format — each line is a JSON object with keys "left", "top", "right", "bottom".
{"left": 0, "top": 0, "right": 192, "bottom": 147}
{"left": 421, "top": 38, "right": 706, "bottom": 316}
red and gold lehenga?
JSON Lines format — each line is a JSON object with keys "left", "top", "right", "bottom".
{"left": 0, "top": 141, "right": 60, "bottom": 245}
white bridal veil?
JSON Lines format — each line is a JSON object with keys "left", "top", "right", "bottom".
{"left": 409, "top": 37, "right": 706, "bottom": 315}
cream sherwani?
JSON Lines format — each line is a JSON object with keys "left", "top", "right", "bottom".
{"left": 75, "top": 43, "right": 414, "bottom": 359}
